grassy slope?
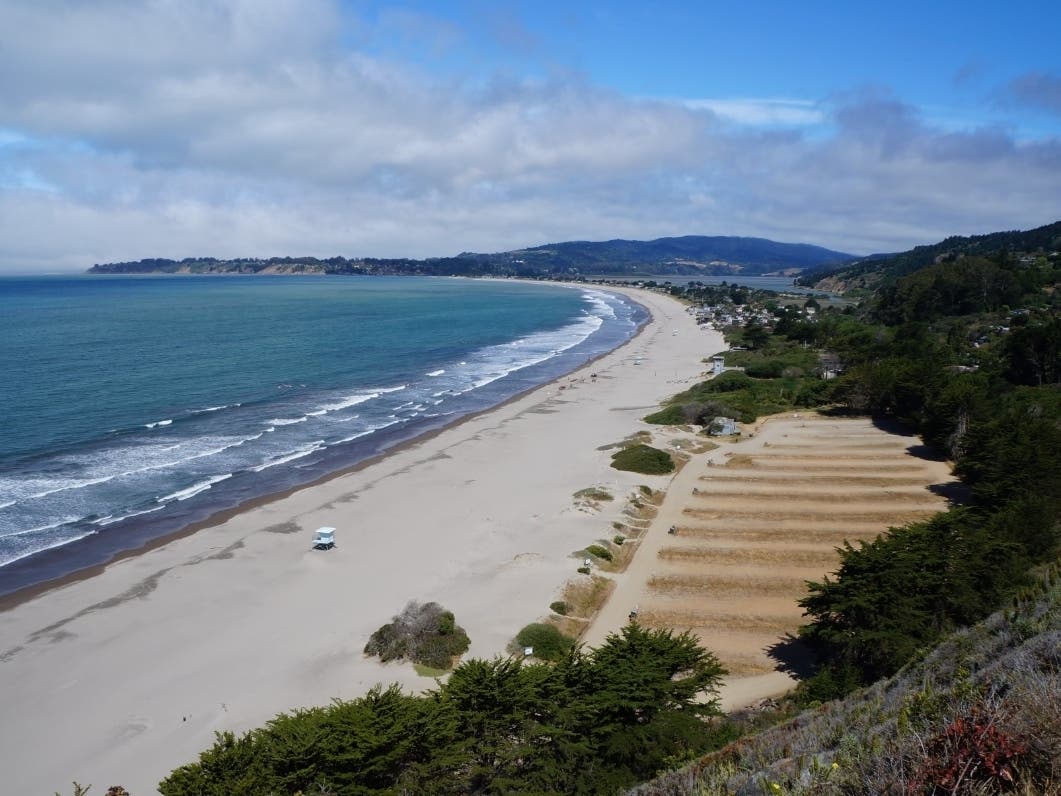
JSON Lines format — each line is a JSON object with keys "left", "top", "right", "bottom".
{"left": 627, "top": 568, "right": 1061, "bottom": 795}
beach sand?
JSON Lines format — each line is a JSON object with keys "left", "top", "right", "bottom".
{"left": 1, "top": 286, "right": 722, "bottom": 794}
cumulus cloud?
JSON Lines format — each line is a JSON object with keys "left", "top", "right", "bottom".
{"left": 0, "top": 0, "right": 1059, "bottom": 271}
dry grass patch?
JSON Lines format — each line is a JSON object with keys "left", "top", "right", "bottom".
{"left": 710, "top": 652, "right": 778, "bottom": 677}
{"left": 547, "top": 614, "right": 591, "bottom": 640}
{"left": 700, "top": 490, "right": 942, "bottom": 506}
{"left": 672, "top": 437, "right": 718, "bottom": 455}
{"left": 678, "top": 527, "right": 866, "bottom": 547}
{"left": 658, "top": 545, "right": 840, "bottom": 569}
{"left": 640, "top": 608, "right": 796, "bottom": 634}
{"left": 623, "top": 502, "right": 658, "bottom": 521}
{"left": 683, "top": 507, "right": 938, "bottom": 524}
{"left": 724, "top": 454, "right": 757, "bottom": 468}
{"left": 648, "top": 573, "right": 809, "bottom": 597}
{"left": 558, "top": 574, "right": 614, "bottom": 620}
{"left": 700, "top": 474, "right": 934, "bottom": 488}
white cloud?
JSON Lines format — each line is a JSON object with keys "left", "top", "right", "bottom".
{"left": 682, "top": 98, "right": 825, "bottom": 127}
{"left": 0, "top": 1, "right": 1058, "bottom": 271}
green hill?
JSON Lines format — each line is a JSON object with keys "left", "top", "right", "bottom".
{"left": 86, "top": 235, "right": 855, "bottom": 278}
{"left": 798, "top": 219, "right": 1061, "bottom": 294}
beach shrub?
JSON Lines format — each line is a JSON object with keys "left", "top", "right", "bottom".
{"left": 364, "top": 601, "right": 470, "bottom": 670}
{"left": 643, "top": 404, "right": 686, "bottom": 425}
{"left": 577, "top": 565, "right": 591, "bottom": 574}
{"left": 611, "top": 444, "right": 675, "bottom": 475}
{"left": 513, "top": 622, "right": 575, "bottom": 661}
{"left": 574, "top": 486, "right": 613, "bottom": 502}
{"left": 586, "top": 543, "right": 613, "bottom": 561}
{"left": 613, "top": 535, "right": 625, "bottom": 545}
{"left": 549, "top": 600, "right": 569, "bottom": 615}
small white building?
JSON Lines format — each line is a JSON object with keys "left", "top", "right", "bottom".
{"left": 711, "top": 355, "right": 725, "bottom": 375}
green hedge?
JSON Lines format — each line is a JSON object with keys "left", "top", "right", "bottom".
{"left": 610, "top": 444, "right": 674, "bottom": 474}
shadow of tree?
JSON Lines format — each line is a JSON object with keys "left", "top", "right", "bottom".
{"left": 765, "top": 633, "right": 817, "bottom": 679}
{"left": 928, "top": 480, "right": 972, "bottom": 506}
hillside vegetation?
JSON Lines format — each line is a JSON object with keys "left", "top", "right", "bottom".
{"left": 158, "top": 626, "right": 727, "bottom": 795}
{"left": 798, "top": 218, "right": 1061, "bottom": 294}
{"left": 86, "top": 235, "right": 854, "bottom": 278}
{"left": 629, "top": 570, "right": 1061, "bottom": 795}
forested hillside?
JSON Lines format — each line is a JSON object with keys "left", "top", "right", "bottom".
{"left": 797, "top": 219, "right": 1061, "bottom": 294}
{"left": 86, "top": 235, "right": 854, "bottom": 278}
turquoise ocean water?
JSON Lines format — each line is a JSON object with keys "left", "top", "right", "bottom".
{"left": 0, "top": 275, "right": 645, "bottom": 595}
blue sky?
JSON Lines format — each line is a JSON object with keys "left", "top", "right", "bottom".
{"left": 352, "top": 1, "right": 1060, "bottom": 130}
{"left": 1, "top": 0, "right": 1059, "bottom": 271}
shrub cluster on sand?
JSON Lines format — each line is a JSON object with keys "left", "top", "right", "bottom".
{"left": 611, "top": 444, "right": 674, "bottom": 474}
{"left": 585, "top": 543, "right": 613, "bottom": 561}
{"left": 574, "top": 486, "right": 614, "bottom": 502}
{"left": 364, "top": 600, "right": 470, "bottom": 670}
{"left": 511, "top": 622, "right": 575, "bottom": 661}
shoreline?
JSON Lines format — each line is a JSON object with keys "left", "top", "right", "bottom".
{"left": 0, "top": 281, "right": 646, "bottom": 611}
{"left": 2, "top": 285, "right": 722, "bottom": 794}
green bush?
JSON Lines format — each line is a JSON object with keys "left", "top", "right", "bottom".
{"left": 611, "top": 444, "right": 674, "bottom": 474}
{"left": 744, "top": 360, "right": 785, "bottom": 378}
{"left": 643, "top": 404, "right": 686, "bottom": 424}
{"left": 586, "top": 543, "right": 613, "bottom": 561}
{"left": 514, "top": 623, "right": 575, "bottom": 661}
{"left": 549, "top": 600, "right": 569, "bottom": 615}
{"left": 364, "top": 601, "right": 470, "bottom": 670}
{"left": 613, "top": 535, "right": 625, "bottom": 546}
{"left": 577, "top": 566, "right": 591, "bottom": 574}
{"left": 162, "top": 625, "right": 727, "bottom": 796}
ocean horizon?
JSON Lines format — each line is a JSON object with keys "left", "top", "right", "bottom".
{"left": 0, "top": 275, "right": 646, "bottom": 596}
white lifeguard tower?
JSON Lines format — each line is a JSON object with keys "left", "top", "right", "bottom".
{"left": 711, "top": 355, "right": 725, "bottom": 375}
{"left": 312, "top": 526, "right": 336, "bottom": 550}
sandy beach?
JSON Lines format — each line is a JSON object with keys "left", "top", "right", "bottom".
{"left": 1, "top": 286, "right": 721, "bottom": 794}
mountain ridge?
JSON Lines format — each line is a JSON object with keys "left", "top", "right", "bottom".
{"left": 87, "top": 235, "right": 857, "bottom": 278}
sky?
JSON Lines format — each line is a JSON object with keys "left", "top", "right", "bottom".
{"left": 1, "top": 0, "right": 1060, "bottom": 272}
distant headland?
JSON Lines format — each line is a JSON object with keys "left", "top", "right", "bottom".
{"left": 87, "top": 235, "right": 857, "bottom": 278}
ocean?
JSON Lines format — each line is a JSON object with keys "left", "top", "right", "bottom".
{"left": 0, "top": 275, "right": 646, "bottom": 596}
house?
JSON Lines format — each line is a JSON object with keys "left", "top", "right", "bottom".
{"left": 709, "top": 416, "right": 738, "bottom": 436}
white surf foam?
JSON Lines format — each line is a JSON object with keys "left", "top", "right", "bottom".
{"left": 94, "top": 505, "right": 166, "bottom": 526}
{"left": 157, "top": 473, "right": 232, "bottom": 503}
{"left": 251, "top": 442, "right": 325, "bottom": 472}
{"left": 0, "top": 529, "right": 98, "bottom": 568}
